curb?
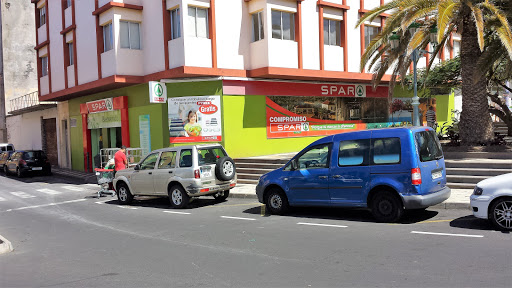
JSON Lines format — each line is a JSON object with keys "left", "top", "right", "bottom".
{"left": 0, "top": 235, "right": 13, "bottom": 255}
{"left": 53, "top": 171, "right": 96, "bottom": 184}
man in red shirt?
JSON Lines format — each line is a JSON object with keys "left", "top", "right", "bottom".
{"left": 114, "top": 146, "right": 127, "bottom": 175}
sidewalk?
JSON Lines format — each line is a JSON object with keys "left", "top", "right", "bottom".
{"left": 53, "top": 168, "right": 473, "bottom": 210}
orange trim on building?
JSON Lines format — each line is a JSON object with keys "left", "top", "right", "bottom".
{"left": 60, "top": 24, "right": 76, "bottom": 35}
{"left": 94, "top": 0, "right": 102, "bottom": 79}
{"left": 449, "top": 33, "right": 454, "bottom": 59}
{"left": 248, "top": 67, "right": 391, "bottom": 83}
{"left": 162, "top": 0, "right": 170, "bottom": 71}
{"left": 34, "top": 40, "right": 49, "bottom": 51}
{"left": 319, "top": 6, "right": 324, "bottom": 70}
{"left": 61, "top": 1, "right": 68, "bottom": 89}
{"left": 342, "top": 9, "right": 348, "bottom": 71}
{"left": 209, "top": 0, "right": 217, "bottom": 68}
{"left": 297, "top": 0, "right": 303, "bottom": 69}
{"left": 317, "top": 0, "right": 349, "bottom": 10}
{"left": 45, "top": 1, "right": 52, "bottom": 94}
{"left": 92, "top": 1, "right": 143, "bottom": 16}
{"left": 72, "top": 0, "right": 78, "bottom": 87}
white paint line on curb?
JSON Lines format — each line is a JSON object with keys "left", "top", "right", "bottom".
{"left": 95, "top": 200, "right": 111, "bottom": 204}
{"left": 297, "top": 222, "right": 348, "bottom": 228}
{"left": 411, "top": 231, "right": 484, "bottom": 238}
{"left": 61, "top": 185, "right": 83, "bottom": 192}
{"left": 37, "top": 189, "right": 61, "bottom": 195}
{"left": 117, "top": 206, "right": 138, "bottom": 210}
{"left": 221, "top": 216, "right": 256, "bottom": 221}
{"left": 5, "top": 199, "right": 86, "bottom": 212}
{"left": 10, "top": 192, "right": 36, "bottom": 199}
{"left": 163, "top": 211, "right": 191, "bottom": 215}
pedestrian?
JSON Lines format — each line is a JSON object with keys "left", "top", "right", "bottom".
{"left": 426, "top": 106, "right": 437, "bottom": 129}
{"left": 114, "top": 145, "right": 127, "bottom": 176}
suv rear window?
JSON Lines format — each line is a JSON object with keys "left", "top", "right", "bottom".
{"left": 415, "top": 130, "right": 443, "bottom": 162}
{"left": 198, "top": 147, "right": 226, "bottom": 165}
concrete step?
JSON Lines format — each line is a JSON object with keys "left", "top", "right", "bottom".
{"left": 237, "top": 178, "right": 259, "bottom": 185}
{"left": 236, "top": 173, "right": 262, "bottom": 181}
{"left": 235, "top": 158, "right": 290, "bottom": 165}
{"left": 446, "top": 167, "right": 511, "bottom": 176}
{"left": 237, "top": 167, "right": 274, "bottom": 175}
{"left": 447, "top": 183, "right": 476, "bottom": 189}
{"left": 235, "top": 162, "right": 284, "bottom": 170}
{"left": 443, "top": 152, "right": 512, "bottom": 159}
{"left": 445, "top": 159, "right": 512, "bottom": 169}
{"left": 446, "top": 175, "right": 489, "bottom": 184}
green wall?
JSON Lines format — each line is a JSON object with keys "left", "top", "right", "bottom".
{"left": 69, "top": 83, "right": 167, "bottom": 171}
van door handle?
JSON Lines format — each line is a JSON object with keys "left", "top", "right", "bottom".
{"left": 319, "top": 176, "right": 328, "bottom": 179}
{"left": 332, "top": 175, "right": 341, "bottom": 178}
{"left": 148, "top": 172, "right": 152, "bottom": 175}
{"left": 169, "top": 171, "right": 173, "bottom": 174}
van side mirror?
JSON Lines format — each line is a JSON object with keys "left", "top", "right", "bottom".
{"left": 134, "top": 164, "right": 140, "bottom": 171}
{"left": 291, "top": 160, "right": 298, "bottom": 170}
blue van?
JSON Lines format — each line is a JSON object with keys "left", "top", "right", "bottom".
{"left": 256, "top": 127, "right": 451, "bottom": 222}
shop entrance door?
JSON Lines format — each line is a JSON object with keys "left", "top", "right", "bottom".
{"left": 91, "top": 127, "right": 122, "bottom": 168}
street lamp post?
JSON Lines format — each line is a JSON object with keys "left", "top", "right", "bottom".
{"left": 389, "top": 24, "right": 438, "bottom": 126}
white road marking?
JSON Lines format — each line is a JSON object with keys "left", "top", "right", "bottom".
{"left": 163, "top": 210, "right": 191, "bottom": 215}
{"left": 117, "top": 206, "right": 138, "bottom": 210}
{"left": 411, "top": 231, "right": 484, "bottom": 238}
{"left": 95, "top": 200, "right": 111, "bottom": 204}
{"left": 297, "top": 222, "right": 348, "bottom": 228}
{"left": 37, "top": 189, "right": 61, "bottom": 195}
{"left": 0, "top": 197, "right": 5, "bottom": 201}
{"left": 220, "top": 216, "right": 256, "bottom": 221}
{"left": 61, "top": 185, "right": 83, "bottom": 192}
{"left": 10, "top": 192, "right": 36, "bottom": 199}
{"left": 5, "top": 199, "right": 86, "bottom": 212}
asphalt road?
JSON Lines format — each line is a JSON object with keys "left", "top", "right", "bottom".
{"left": 0, "top": 173, "right": 511, "bottom": 288}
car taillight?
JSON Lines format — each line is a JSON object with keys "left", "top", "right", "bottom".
{"left": 194, "top": 169, "right": 200, "bottom": 179}
{"left": 411, "top": 168, "right": 422, "bottom": 185}
{"left": 19, "top": 159, "right": 27, "bottom": 165}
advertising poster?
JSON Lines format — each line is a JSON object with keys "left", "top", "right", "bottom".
{"left": 139, "top": 115, "right": 151, "bottom": 157}
{"left": 266, "top": 96, "right": 404, "bottom": 139}
{"left": 168, "top": 96, "right": 222, "bottom": 143}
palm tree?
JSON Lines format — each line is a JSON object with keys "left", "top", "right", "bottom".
{"left": 356, "top": 0, "right": 512, "bottom": 145}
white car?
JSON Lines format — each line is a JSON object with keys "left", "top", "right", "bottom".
{"left": 470, "top": 173, "right": 512, "bottom": 231}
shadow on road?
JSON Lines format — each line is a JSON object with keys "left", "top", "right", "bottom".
{"left": 449, "top": 215, "right": 510, "bottom": 234}
{"left": 0, "top": 173, "right": 84, "bottom": 185}
{"left": 243, "top": 205, "right": 439, "bottom": 224}
{"left": 94, "top": 195, "right": 229, "bottom": 210}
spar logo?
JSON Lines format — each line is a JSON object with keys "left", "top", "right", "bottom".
{"left": 199, "top": 103, "right": 218, "bottom": 114}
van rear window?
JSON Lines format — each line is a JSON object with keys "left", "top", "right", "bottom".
{"left": 415, "top": 130, "right": 443, "bottom": 162}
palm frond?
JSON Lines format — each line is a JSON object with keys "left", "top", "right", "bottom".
{"left": 467, "top": 2, "right": 485, "bottom": 51}
{"left": 437, "top": 1, "right": 461, "bottom": 43}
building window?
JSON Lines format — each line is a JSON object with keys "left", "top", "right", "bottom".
{"left": 39, "top": 6, "right": 46, "bottom": 27}
{"left": 364, "top": 25, "right": 380, "bottom": 49}
{"left": 252, "top": 11, "right": 264, "bottom": 42}
{"left": 187, "top": 6, "right": 208, "bottom": 38}
{"left": 272, "top": 10, "right": 295, "bottom": 40}
{"left": 453, "top": 40, "right": 460, "bottom": 57}
{"left": 170, "top": 8, "right": 181, "bottom": 40}
{"left": 103, "top": 23, "right": 113, "bottom": 52}
{"left": 64, "top": 0, "right": 72, "bottom": 9}
{"left": 68, "top": 42, "right": 74, "bottom": 66}
{"left": 323, "top": 19, "right": 341, "bottom": 46}
{"left": 120, "top": 21, "right": 141, "bottom": 49}
{"left": 41, "top": 56, "right": 48, "bottom": 76}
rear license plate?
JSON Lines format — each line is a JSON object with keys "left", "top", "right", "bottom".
{"left": 32, "top": 167, "right": 43, "bottom": 171}
{"left": 201, "top": 167, "right": 212, "bottom": 177}
{"left": 432, "top": 171, "right": 442, "bottom": 179}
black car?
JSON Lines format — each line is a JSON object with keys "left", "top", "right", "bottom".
{"left": 4, "top": 150, "right": 52, "bottom": 177}
{"left": 0, "top": 151, "right": 14, "bottom": 172}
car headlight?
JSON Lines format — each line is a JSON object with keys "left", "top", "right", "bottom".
{"left": 473, "top": 187, "right": 483, "bottom": 196}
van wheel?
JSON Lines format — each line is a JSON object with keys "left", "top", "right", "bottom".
{"left": 489, "top": 197, "right": 512, "bottom": 231}
{"left": 169, "top": 185, "right": 190, "bottom": 209}
{"left": 265, "top": 188, "right": 289, "bottom": 215}
{"left": 371, "top": 191, "right": 403, "bottom": 223}
{"left": 117, "top": 183, "right": 133, "bottom": 205}
{"left": 215, "top": 157, "right": 236, "bottom": 181}
{"left": 213, "top": 190, "right": 229, "bottom": 202}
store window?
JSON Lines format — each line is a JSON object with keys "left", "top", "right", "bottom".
{"left": 272, "top": 10, "right": 295, "bottom": 40}
{"left": 324, "top": 19, "right": 341, "bottom": 46}
{"left": 120, "top": 21, "right": 141, "bottom": 50}
{"left": 252, "top": 11, "right": 264, "bottom": 42}
{"left": 188, "top": 6, "right": 208, "bottom": 38}
{"left": 170, "top": 7, "right": 181, "bottom": 40}
{"left": 103, "top": 23, "right": 113, "bottom": 52}
{"left": 364, "top": 25, "right": 380, "bottom": 49}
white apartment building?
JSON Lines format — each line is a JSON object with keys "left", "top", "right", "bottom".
{"left": 32, "top": 0, "right": 460, "bottom": 171}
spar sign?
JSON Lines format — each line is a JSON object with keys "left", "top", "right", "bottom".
{"left": 149, "top": 81, "right": 167, "bottom": 103}
{"left": 86, "top": 98, "right": 114, "bottom": 113}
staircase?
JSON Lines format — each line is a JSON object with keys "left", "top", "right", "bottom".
{"left": 494, "top": 122, "right": 512, "bottom": 144}
{"left": 235, "top": 151, "right": 512, "bottom": 188}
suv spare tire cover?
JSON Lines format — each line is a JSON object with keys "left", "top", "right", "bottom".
{"left": 215, "top": 156, "right": 236, "bottom": 181}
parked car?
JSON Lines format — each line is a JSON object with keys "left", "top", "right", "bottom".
{"left": 113, "top": 144, "right": 237, "bottom": 208}
{"left": 0, "top": 151, "right": 14, "bottom": 172}
{"left": 0, "top": 143, "right": 14, "bottom": 152}
{"left": 470, "top": 173, "right": 512, "bottom": 231}
{"left": 4, "top": 150, "right": 52, "bottom": 177}
{"left": 256, "top": 127, "right": 451, "bottom": 222}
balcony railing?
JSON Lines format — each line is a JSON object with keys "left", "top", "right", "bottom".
{"left": 9, "top": 91, "right": 57, "bottom": 113}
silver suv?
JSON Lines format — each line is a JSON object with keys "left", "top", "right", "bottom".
{"left": 113, "top": 144, "right": 236, "bottom": 208}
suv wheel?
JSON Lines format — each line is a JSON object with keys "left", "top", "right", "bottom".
{"left": 265, "top": 188, "right": 289, "bottom": 215}
{"left": 215, "top": 157, "right": 236, "bottom": 181}
{"left": 213, "top": 190, "right": 229, "bottom": 202}
{"left": 490, "top": 197, "right": 512, "bottom": 231}
{"left": 371, "top": 191, "right": 403, "bottom": 223}
{"left": 169, "top": 185, "right": 190, "bottom": 209}
{"left": 117, "top": 183, "right": 133, "bottom": 205}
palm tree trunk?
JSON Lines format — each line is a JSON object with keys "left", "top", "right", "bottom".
{"left": 459, "top": 5, "right": 494, "bottom": 145}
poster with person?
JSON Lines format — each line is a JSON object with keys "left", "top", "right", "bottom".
{"left": 168, "top": 96, "right": 222, "bottom": 143}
